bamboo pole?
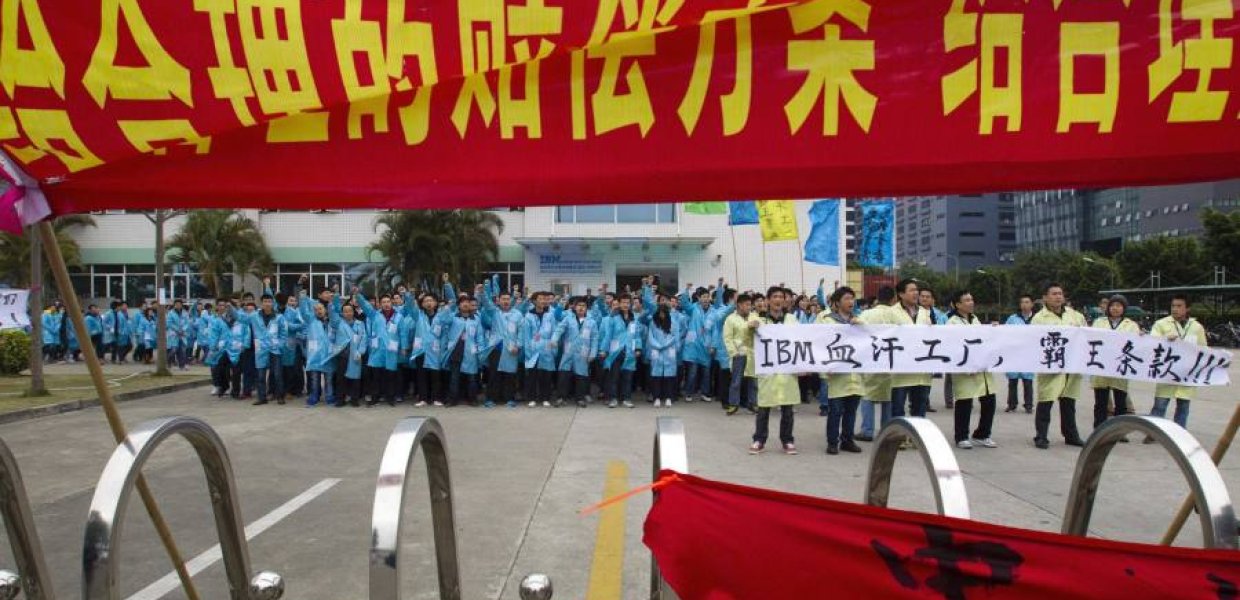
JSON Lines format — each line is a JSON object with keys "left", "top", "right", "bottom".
{"left": 37, "top": 222, "right": 201, "bottom": 600}
{"left": 1160, "top": 402, "right": 1240, "bottom": 545}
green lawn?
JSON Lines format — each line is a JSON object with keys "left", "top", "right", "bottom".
{"left": 0, "top": 373, "right": 208, "bottom": 414}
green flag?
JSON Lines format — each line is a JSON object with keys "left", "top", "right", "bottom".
{"left": 684, "top": 202, "right": 728, "bottom": 215}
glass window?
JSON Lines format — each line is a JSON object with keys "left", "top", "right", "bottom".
{"left": 555, "top": 206, "right": 574, "bottom": 222}
{"left": 656, "top": 203, "right": 676, "bottom": 223}
{"left": 575, "top": 205, "right": 615, "bottom": 223}
{"left": 93, "top": 264, "right": 123, "bottom": 274}
{"left": 617, "top": 204, "right": 657, "bottom": 223}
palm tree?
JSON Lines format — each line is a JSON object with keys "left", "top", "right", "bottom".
{"left": 0, "top": 215, "right": 96, "bottom": 291}
{"left": 166, "top": 211, "right": 272, "bottom": 297}
{"left": 366, "top": 210, "right": 504, "bottom": 291}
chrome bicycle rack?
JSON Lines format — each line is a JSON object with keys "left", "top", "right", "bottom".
{"left": 1063, "top": 415, "right": 1238, "bottom": 549}
{"left": 82, "top": 417, "right": 283, "bottom": 600}
{"left": 650, "top": 417, "right": 687, "bottom": 600}
{"left": 865, "top": 417, "right": 971, "bottom": 519}
{"left": 0, "top": 437, "right": 54, "bottom": 600}
{"left": 368, "top": 417, "right": 461, "bottom": 600}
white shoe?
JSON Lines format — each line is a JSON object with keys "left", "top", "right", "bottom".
{"left": 623, "top": 400, "right": 634, "bottom": 408}
{"left": 414, "top": 400, "right": 427, "bottom": 407}
{"left": 665, "top": 398, "right": 673, "bottom": 408}
{"left": 607, "top": 399, "right": 618, "bottom": 408}
{"left": 584, "top": 395, "right": 595, "bottom": 404}
{"left": 210, "top": 387, "right": 221, "bottom": 396}
{"left": 956, "top": 440, "right": 974, "bottom": 449}
{"left": 528, "top": 400, "right": 537, "bottom": 407}
{"left": 432, "top": 400, "right": 444, "bottom": 407}
{"left": 684, "top": 395, "right": 694, "bottom": 403}
{"left": 653, "top": 399, "right": 662, "bottom": 408}
{"left": 542, "top": 401, "right": 551, "bottom": 407}
{"left": 972, "top": 437, "right": 998, "bottom": 448}
{"left": 704, "top": 396, "right": 714, "bottom": 402}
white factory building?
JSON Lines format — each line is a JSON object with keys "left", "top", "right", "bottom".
{"left": 65, "top": 202, "right": 852, "bottom": 303}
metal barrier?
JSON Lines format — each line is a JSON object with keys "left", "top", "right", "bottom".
{"left": 865, "top": 417, "right": 971, "bottom": 519}
{"left": 650, "top": 417, "right": 687, "bottom": 600}
{"left": 0, "top": 438, "right": 54, "bottom": 600}
{"left": 1063, "top": 415, "right": 1238, "bottom": 549}
{"left": 81, "top": 416, "right": 283, "bottom": 600}
{"left": 369, "top": 417, "right": 461, "bottom": 600}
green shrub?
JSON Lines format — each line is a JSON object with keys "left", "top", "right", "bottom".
{"left": 0, "top": 330, "right": 30, "bottom": 375}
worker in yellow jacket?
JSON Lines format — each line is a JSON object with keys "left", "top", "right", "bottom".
{"left": 1090, "top": 294, "right": 1140, "bottom": 430}
{"left": 855, "top": 286, "right": 896, "bottom": 441}
{"left": 818, "top": 286, "right": 864, "bottom": 455}
{"left": 723, "top": 293, "right": 760, "bottom": 415}
{"left": 947, "top": 290, "right": 998, "bottom": 449}
{"left": 1031, "top": 283, "right": 1088, "bottom": 450}
{"left": 889, "top": 279, "right": 933, "bottom": 417}
{"left": 749, "top": 287, "right": 801, "bottom": 456}
{"left": 1146, "top": 294, "right": 1208, "bottom": 431}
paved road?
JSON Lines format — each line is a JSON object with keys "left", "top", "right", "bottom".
{"left": 0, "top": 364, "right": 1235, "bottom": 599}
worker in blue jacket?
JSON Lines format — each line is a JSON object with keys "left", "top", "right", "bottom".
{"left": 41, "top": 304, "right": 63, "bottom": 362}
{"left": 335, "top": 303, "right": 367, "bottom": 407}
{"left": 103, "top": 301, "right": 131, "bottom": 363}
{"left": 246, "top": 294, "right": 287, "bottom": 405}
{"left": 355, "top": 289, "right": 406, "bottom": 407}
{"left": 84, "top": 304, "right": 104, "bottom": 359}
{"left": 598, "top": 292, "right": 643, "bottom": 409}
{"left": 522, "top": 290, "right": 560, "bottom": 408}
{"left": 552, "top": 296, "right": 599, "bottom": 408}
{"left": 646, "top": 303, "right": 681, "bottom": 408}
{"left": 408, "top": 289, "right": 445, "bottom": 406}
{"left": 166, "top": 299, "right": 189, "bottom": 370}
{"left": 204, "top": 299, "right": 235, "bottom": 397}
{"left": 440, "top": 289, "right": 485, "bottom": 406}
{"left": 298, "top": 292, "right": 350, "bottom": 407}
{"left": 480, "top": 276, "right": 523, "bottom": 408}
{"left": 678, "top": 281, "right": 724, "bottom": 402}
{"left": 280, "top": 292, "right": 306, "bottom": 396}
{"left": 225, "top": 301, "right": 254, "bottom": 399}
{"left": 705, "top": 286, "right": 737, "bottom": 410}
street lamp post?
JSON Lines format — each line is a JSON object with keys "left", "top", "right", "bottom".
{"left": 1082, "top": 256, "right": 1117, "bottom": 291}
{"left": 976, "top": 268, "right": 1001, "bottom": 309}
{"left": 942, "top": 254, "right": 960, "bottom": 282}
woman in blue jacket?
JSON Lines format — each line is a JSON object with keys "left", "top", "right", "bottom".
{"left": 646, "top": 304, "right": 680, "bottom": 408}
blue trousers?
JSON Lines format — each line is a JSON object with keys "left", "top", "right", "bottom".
{"left": 891, "top": 385, "right": 930, "bottom": 418}
{"left": 859, "top": 400, "right": 893, "bottom": 437}
{"left": 307, "top": 371, "right": 334, "bottom": 406}
{"left": 1150, "top": 397, "right": 1190, "bottom": 429}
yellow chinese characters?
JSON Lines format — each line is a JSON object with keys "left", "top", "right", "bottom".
{"left": 1148, "top": 0, "right": 1232, "bottom": 122}
{"left": 941, "top": 0, "right": 1022, "bottom": 134}
{"left": 677, "top": 1, "right": 768, "bottom": 136}
{"left": 332, "top": 0, "right": 440, "bottom": 144}
{"left": 784, "top": 0, "right": 877, "bottom": 135}
{"left": 452, "top": 0, "right": 562, "bottom": 139}
{"left": 572, "top": 0, "right": 682, "bottom": 139}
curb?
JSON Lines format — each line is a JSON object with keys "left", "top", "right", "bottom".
{"left": 0, "top": 378, "right": 211, "bottom": 426}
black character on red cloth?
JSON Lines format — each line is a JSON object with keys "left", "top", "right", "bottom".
{"left": 1208, "top": 573, "right": 1237, "bottom": 600}
{"left": 871, "top": 525, "right": 1024, "bottom": 600}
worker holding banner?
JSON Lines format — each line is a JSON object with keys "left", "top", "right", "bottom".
{"left": 1004, "top": 295, "right": 1037, "bottom": 413}
{"left": 947, "top": 291, "right": 998, "bottom": 450}
{"left": 1090, "top": 295, "right": 1140, "bottom": 430}
{"left": 889, "top": 279, "right": 933, "bottom": 417}
{"left": 1031, "top": 283, "right": 1088, "bottom": 450}
{"left": 818, "top": 287, "right": 863, "bottom": 455}
{"left": 750, "top": 286, "right": 800, "bottom": 455}
{"left": 1146, "top": 294, "right": 1209, "bottom": 432}
{"left": 854, "top": 286, "right": 896, "bottom": 442}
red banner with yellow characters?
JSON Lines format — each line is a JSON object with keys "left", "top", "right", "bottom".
{"left": 2, "top": 0, "right": 1239, "bottom": 214}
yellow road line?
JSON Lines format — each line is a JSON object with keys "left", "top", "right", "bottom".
{"left": 586, "top": 460, "right": 630, "bottom": 600}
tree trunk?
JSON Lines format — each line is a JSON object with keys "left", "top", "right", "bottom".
{"left": 27, "top": 226, "right": 46, "bottom": 396}
{"left": 153, "top": 210, "right": 171, "bottom": 376}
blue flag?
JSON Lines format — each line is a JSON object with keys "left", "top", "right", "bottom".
{"left": 728, "top": 201, "right": 759, "bottom": 225}
{"left": 857, "top": 200, "right": 895, "bottom": 268}
{"left": 803, "top": 200, "right": 840, "bottom": 266}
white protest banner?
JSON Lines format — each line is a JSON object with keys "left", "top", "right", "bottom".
{"left": 754, "top": 324, "right": 1233, "bottom": 387}
{"left": 0, "top": 289, "right": 30, "bottom": 330}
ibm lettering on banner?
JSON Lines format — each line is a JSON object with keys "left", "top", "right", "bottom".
{"left": 539, "top": 255, "right": 603, "bottom": 275}
{"left": 754, "top": 325, "right": 1233, "bottom": 387}
{"left": 0, "top": 290, "right": 30, "bottom": 330}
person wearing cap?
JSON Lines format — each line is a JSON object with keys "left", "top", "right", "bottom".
{"left": 1090, "top": 294, "right": 1140, "bottom": 430}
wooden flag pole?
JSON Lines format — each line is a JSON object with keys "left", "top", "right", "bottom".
{"left": 37, "top": 222, "right": 202, "bottom": 600}
{"left": 1160, "top": 402, "right": 1240, "bottom": 545}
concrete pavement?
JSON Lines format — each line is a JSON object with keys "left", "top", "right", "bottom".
{"left": 0, "top": 363, "right": 1234, "bottom": 599}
